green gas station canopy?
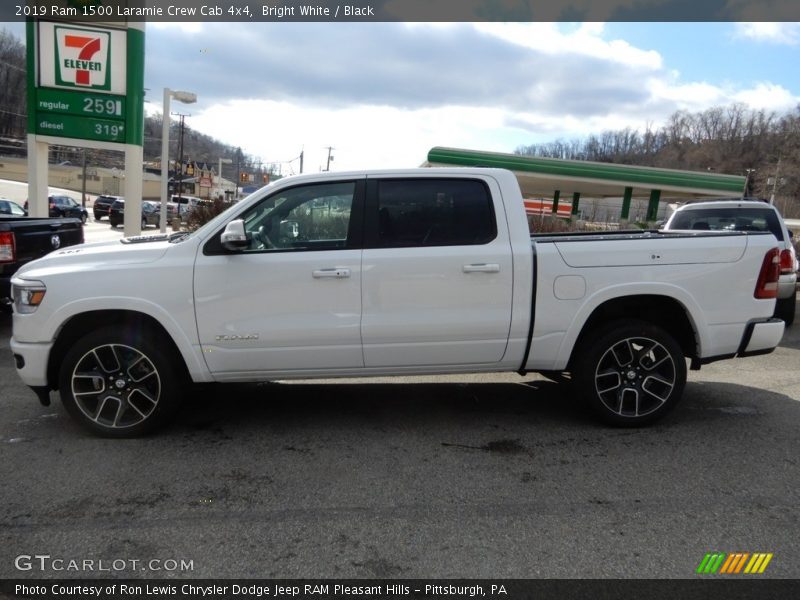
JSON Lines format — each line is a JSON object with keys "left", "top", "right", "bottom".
{"left": 425, "top": 147, "right": 745, "bottom": 199}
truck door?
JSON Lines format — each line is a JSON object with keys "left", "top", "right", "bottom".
{"left": 360, "top": 176, "right": 513, "bottom": 367}
{"left": 193, "top": 179, "right": 365, "bottom": 378}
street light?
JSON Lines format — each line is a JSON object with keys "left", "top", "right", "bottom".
{"left": 160, "top": 88, "right": 197, "bottom": 233}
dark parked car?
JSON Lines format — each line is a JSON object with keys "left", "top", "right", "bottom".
{"left": 0, "top": 198, "right": 27, "bottom": 216}
{"left": 92, "top": 194, "right": 122, "bottom": 221}
{"left": 49, "top": 195, "right": 88, "bottom": 224}
{"left": 109, "top": 199, "right": 161, "bottom": 229}
{"left": 24, "top": 195, "right": 88, "bottom": 224}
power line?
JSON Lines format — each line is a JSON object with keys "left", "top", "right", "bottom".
{"left": 0, "top": 59, "right": 25, "bottom": 73}
{"left": 0, "top": 107, "right": 26, "bottom": 118}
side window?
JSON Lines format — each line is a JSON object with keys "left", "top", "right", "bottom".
{"left": 374, "top": 179, "right": 496, "bottom": 247}
{"left": 239, "top": 181, "right": 357, "bottom": 252}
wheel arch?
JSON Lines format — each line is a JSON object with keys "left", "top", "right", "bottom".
{"left": 47, "top": 310, "right": 190, "bottom": 391}
{"left": 566, "top": 294, "right": 699, "bottom": 369}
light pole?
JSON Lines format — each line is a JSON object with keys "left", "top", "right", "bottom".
{"left": 160, "top": 88, "right": 197, "bottom": 233}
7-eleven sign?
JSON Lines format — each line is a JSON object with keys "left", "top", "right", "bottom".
{"left": 54, "top": 25, "right": 110, "bottom": 90}
{"left": 37, "top": 21, "right": 127, "bottom": 95}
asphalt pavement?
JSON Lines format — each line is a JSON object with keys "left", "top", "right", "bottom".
{"left": 1, "top": 296, "right": 798, "bottom": 579}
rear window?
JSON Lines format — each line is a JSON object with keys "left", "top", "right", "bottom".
{"left": 669, "top": 207, "right": 784, "bottom": 241}
{"left": 374, "top": 179, "right": 496, "bottom": 247}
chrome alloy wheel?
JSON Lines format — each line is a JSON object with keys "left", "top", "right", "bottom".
{"left": 593, "top": 336, "right": 676, "bottom": 418}
{"left": 70, "top": 344, "right": 162, "bottom": 429}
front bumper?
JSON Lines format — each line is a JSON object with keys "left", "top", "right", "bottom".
{"left": 10, "top": 337, "right": 53, "bottom": 387}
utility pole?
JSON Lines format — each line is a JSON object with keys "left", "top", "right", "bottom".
{"left": 769, "top": 157, "right": 781, "bottom": 205}
{"left": 235, "top": 147, "right": 242, "bottom": 201}
{"left": 299, "top": 148, "right": 304, "bottom": 174}
{"left": 80, "top": 148, "right": 87, "bottom": 207}
{"left": 324, "top": 146, "right": 334, "bottom": 171}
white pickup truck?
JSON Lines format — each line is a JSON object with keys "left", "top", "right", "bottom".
{"left": 9, "top": 168, "right": 786, "bottom": 436}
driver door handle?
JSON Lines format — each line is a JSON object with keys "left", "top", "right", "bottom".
{"left": 463, "top": 263, "right": 500, "bottom": 273}
{"left": 313, "top": 268, "right": 351, "bottom": 279}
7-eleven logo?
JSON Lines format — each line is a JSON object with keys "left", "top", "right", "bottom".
{"left": 54, "top": 26, "right": 110, "bottom": 90}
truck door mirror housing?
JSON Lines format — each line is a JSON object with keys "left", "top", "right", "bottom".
{"left": 220, "top": 219, "right": 248, "bottom": 251}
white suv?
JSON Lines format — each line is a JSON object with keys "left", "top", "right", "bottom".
{"left": 665, "top": 198, "right": 797, "bottom": 326}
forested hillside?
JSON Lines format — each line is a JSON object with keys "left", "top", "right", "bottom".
{"left": 517, "top": 105, "right": 800, "bottom": 216}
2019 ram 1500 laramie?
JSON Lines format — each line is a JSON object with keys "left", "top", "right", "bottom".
{"left": 9, "top": 169, "right": 785, "bottom": 436}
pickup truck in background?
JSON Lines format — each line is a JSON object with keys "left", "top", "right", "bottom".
{"left": 9, "top": 168, "right": 786, "bottom": 436}
{"left": 1, "top": 215, "right": 84, "bottom": 305}
{"left": 663, "top": 198, "right": 798, "bottom": 325}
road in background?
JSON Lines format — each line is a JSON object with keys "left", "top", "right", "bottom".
{"left": 0, "top": 178, "right": 166, "bottom": 243}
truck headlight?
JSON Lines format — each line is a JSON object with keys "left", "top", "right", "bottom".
{"left": 12, "top": 280, "right": 47, "bottom": 314}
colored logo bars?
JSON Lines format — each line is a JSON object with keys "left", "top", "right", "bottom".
{"left": 697, "top": 552, "right": 773, "bottom": 574}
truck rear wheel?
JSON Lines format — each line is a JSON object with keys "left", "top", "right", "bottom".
{"left": 574, "top": 319, "right": 686, "bottom": 426}
{"left": 58, "top": 325, "right": 184, "bottom": 437}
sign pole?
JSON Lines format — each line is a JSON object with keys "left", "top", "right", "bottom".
{"left": 26, "top": 137, "right": 49, "bottom": 218}
{"left": 123, "top": 21, "right": 145, "bottom": 237}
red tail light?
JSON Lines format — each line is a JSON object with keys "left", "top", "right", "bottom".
{"left": 755, "top": 247, "right": 781, "bottom": 299}
{"left": 0, "top": 231, "right": 16, "bottom": 263}
{"left": 779, "top": 248, "right": 796, "bottom": 274}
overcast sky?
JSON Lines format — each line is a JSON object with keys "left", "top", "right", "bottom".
{"left": 9, "top": 20, "right": 800, "bottom": 174}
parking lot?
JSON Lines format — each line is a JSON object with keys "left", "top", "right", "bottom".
{"left": 0, "top": 286, "right": 798, "bottom": 579}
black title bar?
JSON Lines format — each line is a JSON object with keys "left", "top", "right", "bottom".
{"left": 3, "top": 579, "right": 800, "bottom": 600}
{"left": 4, "top": 0, "right": 800, "bottom": 22}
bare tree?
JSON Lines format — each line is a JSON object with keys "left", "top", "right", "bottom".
{"left": 0, "top": 29, "right": 26, "bottom": 137}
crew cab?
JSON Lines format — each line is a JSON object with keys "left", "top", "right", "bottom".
{"left": 9, "top": 169, "right": 785, "bottom": 436}
{"left": 1, "top": 214, "right": 84, "bottom": 305}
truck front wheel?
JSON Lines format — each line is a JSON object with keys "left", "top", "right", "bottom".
{"left": 574, "top": 320, "right": 686, "bottom": 426}
{"left": 58, "top": 325, "right": 184, "bottom": 437}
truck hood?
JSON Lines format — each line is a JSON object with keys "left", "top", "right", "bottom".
{"left": 15, "top": 236, "right": 172, "bottom": 279}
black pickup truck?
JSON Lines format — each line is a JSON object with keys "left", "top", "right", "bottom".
{"left": 0, "top": 216, "right": 84, "bottom": 303}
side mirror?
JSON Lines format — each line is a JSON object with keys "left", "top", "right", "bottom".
{"left": 220, "top": 219, "right": 248, "bottom": 251}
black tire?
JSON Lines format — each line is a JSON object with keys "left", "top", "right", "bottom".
{"left": 80, "top": 213, "right": 87, "bottom": 224}
{"left": 58, "top": 325, "right": 185, "bottom": 437}
{"left": 141, "top": 217, "right": 147, "bottom": 230}
{"left": 775, "top": 293, "right": 796, "bottom": 326}
{"left": 573, "top": 319, "right": 687, "bottom": 426}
